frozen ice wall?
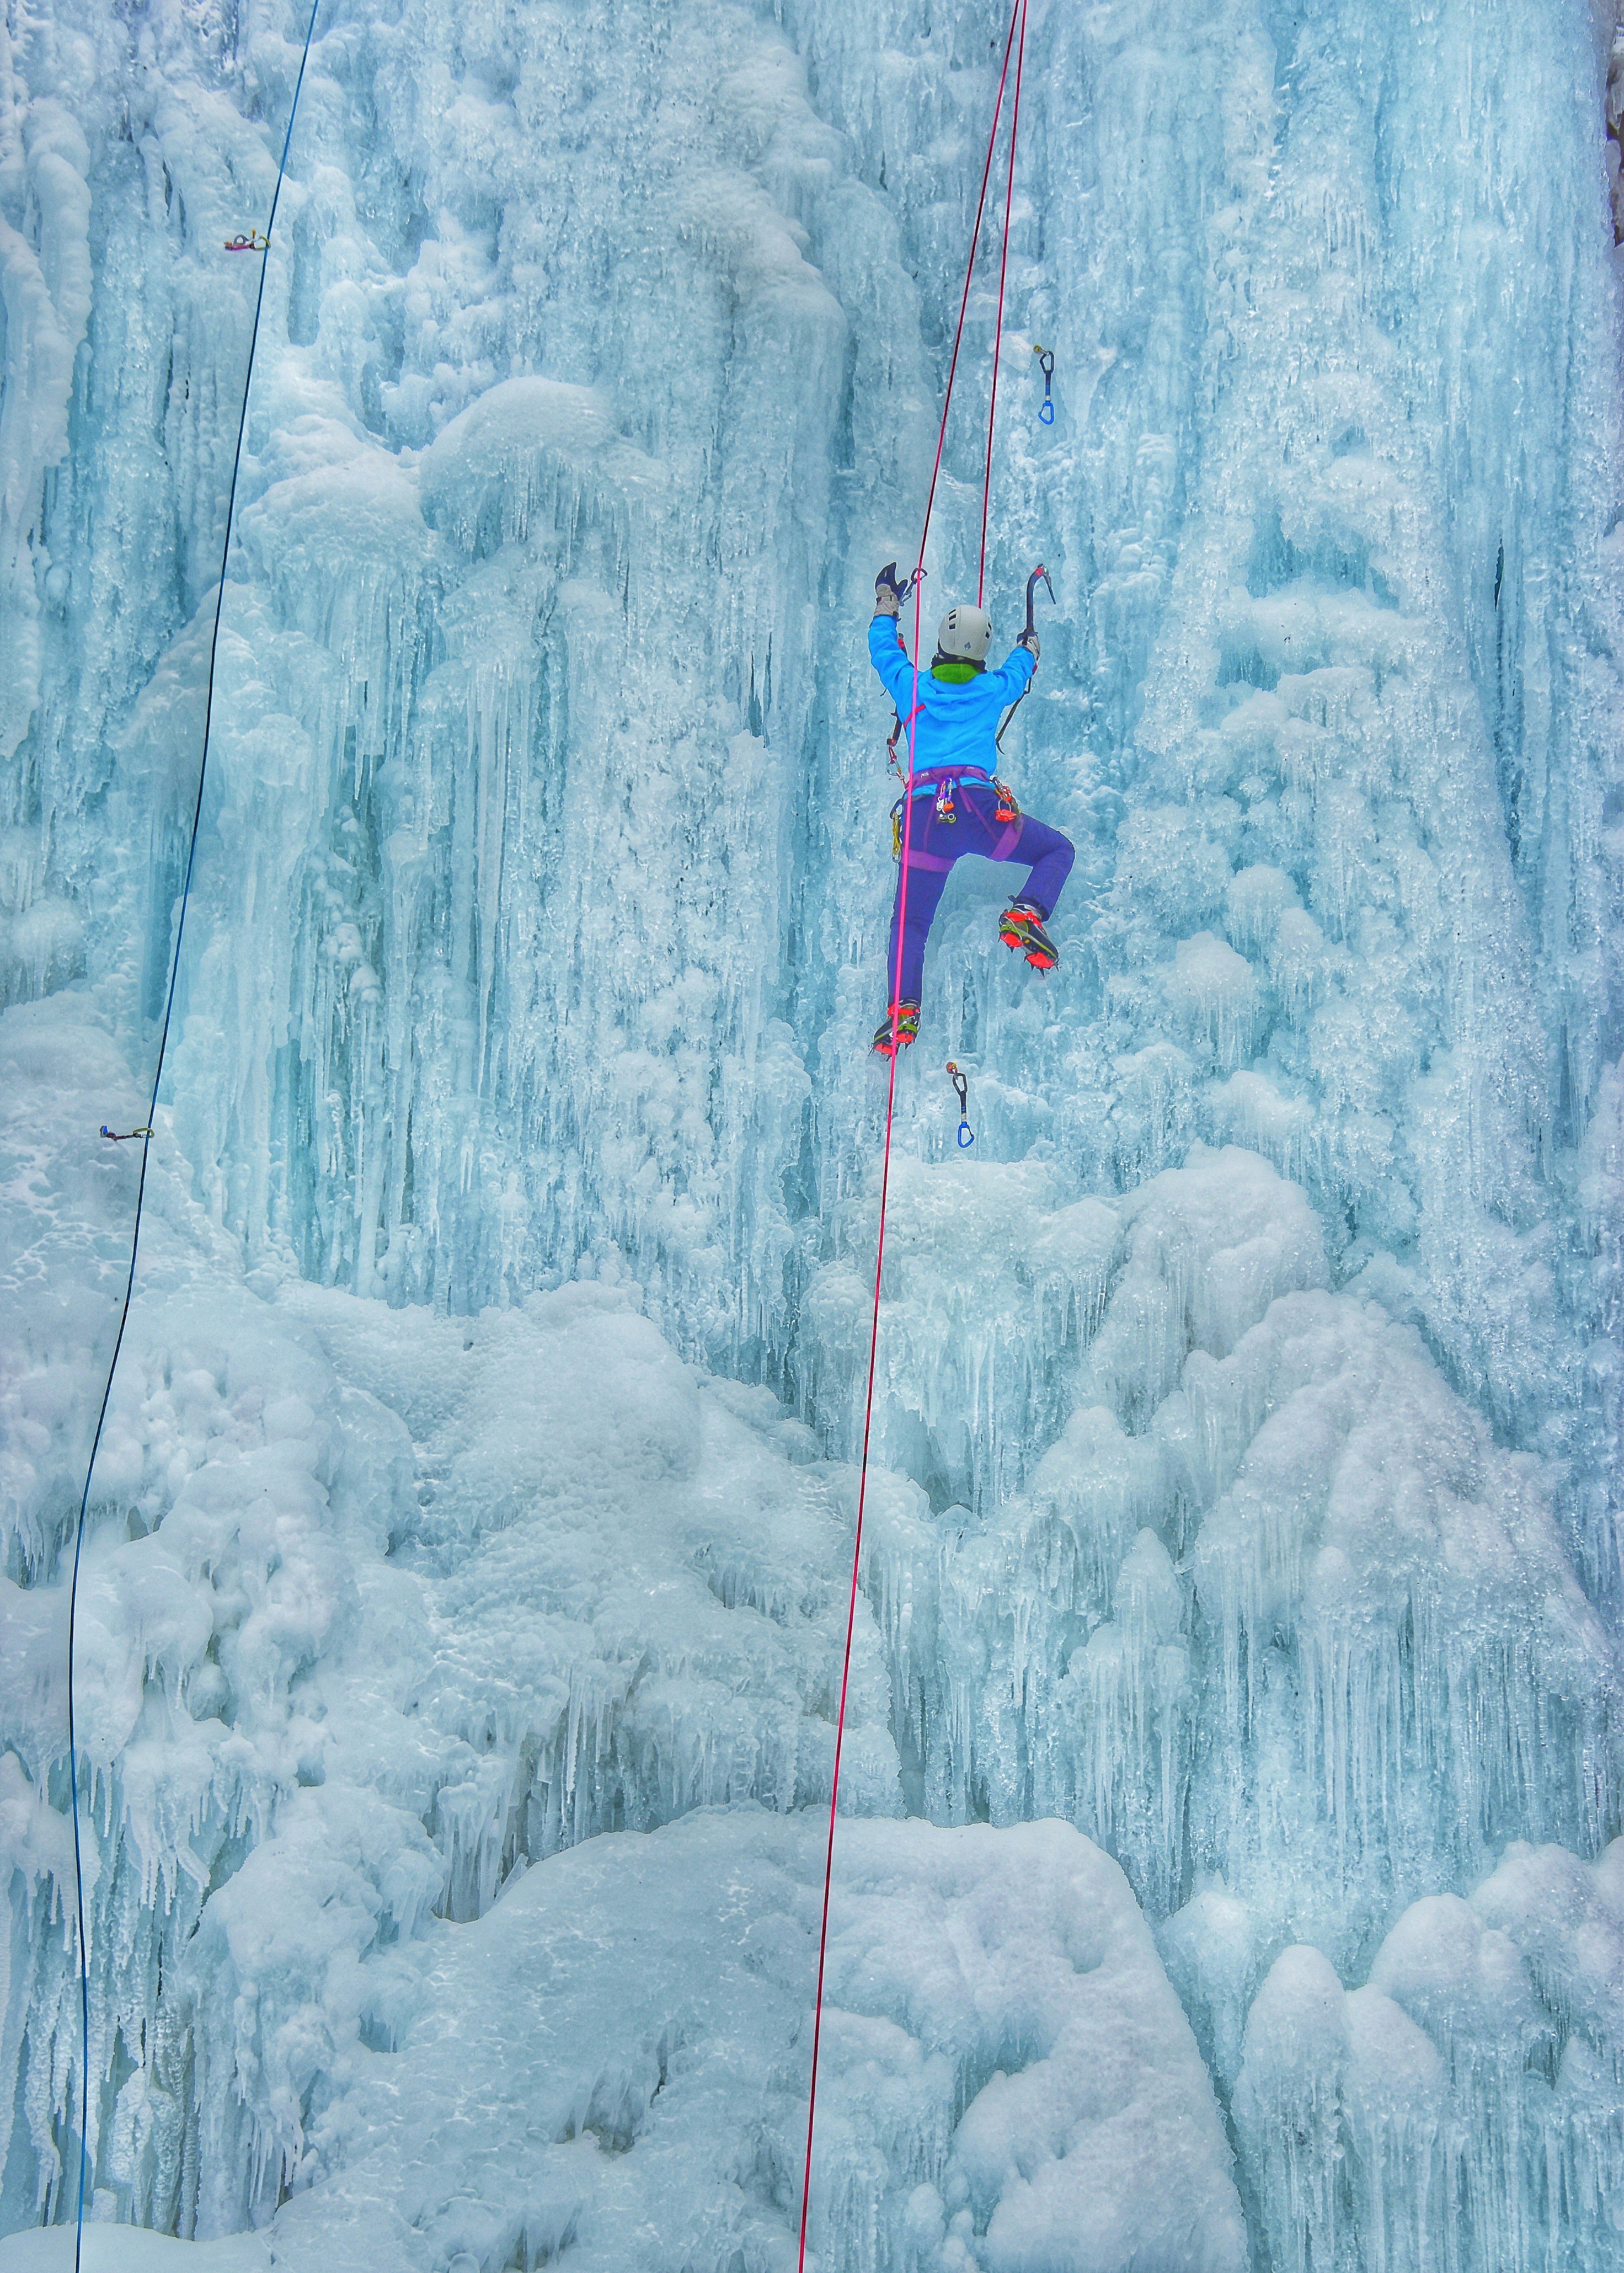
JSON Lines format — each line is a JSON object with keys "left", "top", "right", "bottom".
{"left": 2, "top": 0, "right": 1623, "bottom": 2265}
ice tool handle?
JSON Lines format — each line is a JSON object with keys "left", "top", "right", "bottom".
{"left": 996, "top": 565, "right": 1054, "bottom": 753}
{"left": 946, "top": 1062, "right": 975, "bottom": 1148}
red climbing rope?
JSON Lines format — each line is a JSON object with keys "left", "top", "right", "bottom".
{"left": 979, "top": 0, "right": 1029, "bottom": 603}
{"left": 796, "top": 3, "right": 1029, "bottom": 2262}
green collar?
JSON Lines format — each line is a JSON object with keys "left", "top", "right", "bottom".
{"left": 931, "top": 658, "right": 983, "bottom": 683}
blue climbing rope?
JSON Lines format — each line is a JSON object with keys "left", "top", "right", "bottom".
{"left": 63, "top": 6, "right": 322, "bottom": 2259}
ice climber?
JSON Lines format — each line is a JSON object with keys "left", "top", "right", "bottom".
{"left": 869, "top": 562, "right": 1075, "bottom": 1055}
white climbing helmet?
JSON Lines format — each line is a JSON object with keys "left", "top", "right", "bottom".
{"left": 936, "top": 603, "right": 993, "bottom": 662}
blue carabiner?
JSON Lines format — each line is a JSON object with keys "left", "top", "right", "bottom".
{"left": 957, "top": 1119, "right": 976, "bottom": 1148}
{"left": 1039, "top": 400, "right": 1054, "bottom": 425}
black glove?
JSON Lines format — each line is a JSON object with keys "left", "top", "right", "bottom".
{"left": 874, "top": 561, "right": 907, "bottom": 617}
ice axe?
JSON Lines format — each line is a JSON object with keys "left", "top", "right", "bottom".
{"left": 997, "top": 566, "right": 1055, "bottom": 751}
{"left": 1024, "top": 563, "right": 1055, "bottom": 640}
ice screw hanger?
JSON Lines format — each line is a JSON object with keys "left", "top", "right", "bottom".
{"left": 946, "top": 1062, "right": 975, "bottom": 1147}
{"left": 225, "top": 230, "right": 269, "bottom": 252}
{"left": 1033, "top": 343, "right": 1055, "bottom": 423}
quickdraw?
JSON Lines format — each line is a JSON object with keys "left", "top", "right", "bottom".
{"left": 993, "top": 778, "right": 1020, "bottom": 822}
{"left": 1033, "top": 343, "right": 1055, "bottom": 423}
{"left": 946, "top": 1062, "right": 975, "bottom": 1148}
{"left": 225, "top": 230, "right": 269, "bottom": 252}
{"left": 100, "top": 1124, "right": 154, "bottom": 1142}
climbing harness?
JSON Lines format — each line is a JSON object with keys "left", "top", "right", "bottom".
{"left": 63, "top": 12, "right": 323, "bottom": 2270}
{"left": 797, "top": 0, "right": 1031, "bottom": 2262}
{"left": 1033, "top": 343, "right": 1055, "bottom": 423}
{"left": 995, "top": 562, "right": 1056, "bottom": 752}
{"left": 946, "top": 1062, "right": 975, "bottom": 1147}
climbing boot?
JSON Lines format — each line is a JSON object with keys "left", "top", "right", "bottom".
{"left": 998, "top": 900, "right": 1059, "bottom": 971}
{"left": 872, "top": 1001, "right": 921, "bottom": 1056}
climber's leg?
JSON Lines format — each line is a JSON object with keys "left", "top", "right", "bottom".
{"left": 886, "top": 849, "right": 954, "bottom": 1007}
{"left": 996, "top": 811, "right": 1075, "bottom": 919}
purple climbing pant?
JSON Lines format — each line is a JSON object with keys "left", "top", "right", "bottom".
{"left": 887, "top": 774, "right": 1075, "bottom": 1004}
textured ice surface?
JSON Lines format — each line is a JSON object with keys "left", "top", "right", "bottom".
{"left": 255, "top": 1813, "right": 1245, "bottom": 2273}
{"left": 3, "top": 0, "right": 1624, "bottom": 2262}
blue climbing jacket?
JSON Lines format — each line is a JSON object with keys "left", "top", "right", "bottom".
{"left": 868, "top": 615, "right": 1034, "bottom": 775}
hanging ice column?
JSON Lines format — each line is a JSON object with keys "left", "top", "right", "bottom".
{"left": 103, "top": 0, "right": 905, "bottom": 1366}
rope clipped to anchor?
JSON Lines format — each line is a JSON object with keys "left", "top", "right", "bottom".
{"left": 796, "top": 1, "right": 1029, "bottom": 2264}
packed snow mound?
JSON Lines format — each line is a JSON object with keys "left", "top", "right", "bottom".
{"left": 247, "top": 1812, "right": 1244, "bottom": 2273}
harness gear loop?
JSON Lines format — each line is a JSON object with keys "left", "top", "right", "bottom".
{"left": 1034, "top": 343, "right": 1055, "bottom": 423}
{"left": 100, "top": 1125, "right": 154, "bottom": 1143}
{"left": 935, "top": 777, "right": 957, "bottom": 823}
{"left": 946, "top": 1061, "right": 975, "bottom": 1148}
